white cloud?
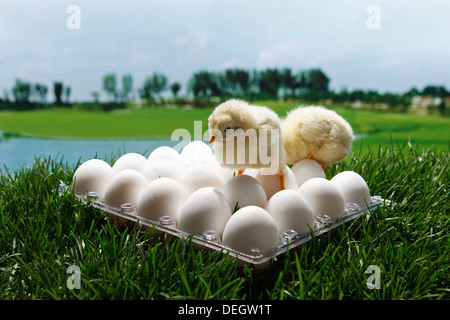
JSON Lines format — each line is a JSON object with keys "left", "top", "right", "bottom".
{"left": 173, "top": 32, "right": 211, "bottom": 52}
{"left": 223, "top": 58, "right": 244, "bottom": 69}
{"left": 256, "top": 40, "right": 310, "bottom": 69}
{"left": 128, "top": 51, "right": 159, "bottom": 67}
{"left": 171, "top": 31, "right": 215, "bottom": 65}
{"left": 378, "top": 58, "right": 403, "bottom": 70}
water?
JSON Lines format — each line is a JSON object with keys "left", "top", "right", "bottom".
{"left": 0, "top": 133, "right": 366, "bottom": 173}
{"left": 0, "top": 136, "right": 180, "bottom": 172}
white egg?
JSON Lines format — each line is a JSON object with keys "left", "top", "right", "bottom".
{"left": 137, "top": 178, "right": 187, "bottom": 223}
{"left": 148, "top": 146, "right": 184, "bottom": 169}
{"left": 290, "top": 159, "right": 326, "bottom": 187}
{"left": 255, "top": 166, "right": 298, "bottom": 199}
{"left": 103, "top": 169, "right": 148, "bottom": 209}
{"left": 142, "top": 158, "right": 183, "bottom": 183}
{"left": 222, "top": 206, "right": 279, "bottom": 256}
{"left": 242, "top": 168, "right": 259, "bottom": 178}
{"left": 178, "top": 163, "right": 223, "bottom": 195}
{"left": 72, "top": 159, "right": 115, "bottom": 198}
{"left": 112, "top": 152, "right": 149, "bottom": 173}
{"left": 178, "top": 187, "right": 232, "bottom": 237}
{"left": 221, "top": 175, "right": 267, "bottom": 212}
{"left": 265, "top": 189, "right": 314, "bottom": 235}
{"left": 180, "top": 141, "right": 214, "bottom": 167}
{"left": 148, "top": 146, "right": 181, "bottom": 163}
{"left": 201, "top": 152, "right": 220, "bottom": 168}
{"left": 330, "top": 171, "right": 371, "bottom": 207}
{"left": 213, "top": 164, "right": 236, "bottom": 184}
{"left": 298, "top": 178, "right": 345, "bottom": 220}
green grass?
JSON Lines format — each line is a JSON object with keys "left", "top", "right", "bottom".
{"left": 0, "top": 142, "right": 448, "bottom": 299}
{"left": 257, "top": 100, "right": 450, "bottom": 151}
{"left": 0, "top": 107, "right": 212, "bottom": 139}
{"left": 0, "top": 103, "right": 449, "bottom": 151}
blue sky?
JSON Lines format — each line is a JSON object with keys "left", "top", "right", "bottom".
{"left": 1, "top": 0, "right": 449, "bottom": 101}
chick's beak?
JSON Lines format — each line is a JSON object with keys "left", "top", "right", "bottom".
{"left": 208, "top": 136, "right": 215, "bottom": 144}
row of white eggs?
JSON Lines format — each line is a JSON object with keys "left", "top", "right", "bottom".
{"left": 72, "top": 141, "right": 371, "bottom": 257}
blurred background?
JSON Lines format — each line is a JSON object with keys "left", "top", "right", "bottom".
{"left": 0, "top": 0, "right": 449, "bottom": 170}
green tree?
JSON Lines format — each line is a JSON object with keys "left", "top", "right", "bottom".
{"left": 223, "top": 68, "right": 250, "bottom": 97}
{"left": 300, "top": 68, "right": 330, "bottom": 101}
{"left": 306, "top": 68, "right": 329, "bottom": 92}
{"left": 235, "top": 69, "right": 251, "bottom": 97}
{"left": 334, "top": 87, "right": 349, "bottom": 103}
{"left": 293, "top": 71, "right": 308, "bottom": 98}
{"left": 64, "top": 86, "right": 71, "bottom": 104}
{"left": 12, "top": 79, "right": 31, "bottom": 104}
{"left": 188, "top": 71, "right": 206, "bottom": 98}
{"left": 33, "top": 83, "right": 48, "bottom": 104}
{"left": 102, "top": 73, "right": 118, "bottom": 103}
{"left": 170, "top": 82, "right": 181, "bottom": 99}
{"left": 366, "top": 90, "right": 381, "bottom": 105}
{"left": 247, "top": 69, "right": 261, "bottom": 98}
{"left": 381, "top": 92, "right": 408, "bottom": 110}
{"left": 279, "top": 68, "right": 296, "bottom": 98}
{"left": 140, "top": 73, "right": 168, "bottom": 102}
{"left": 422, "top": 85, "right": 449, "bottom": 98}
{"left": 438, "top": 99, "right": 447, "bottom": 116}
{"left": 120, "top": 74, "right": 133, "bottom": 103}
{"left": 188, "top": 70, "right": 218, "bottom": 98}
{"left": 91, "top": 91, "right": 100, "bottom": 104}
{"left": 349, "top": 89, "right": 365, "bottom": 102}
{"left": 403, "top": 87, "right": 420, "bottom": 99}
{"left": 53, "top": 82, "right": 64, "bottom": 105}
{"left": 258, "top": 68, "right": 281, "bottom": 99}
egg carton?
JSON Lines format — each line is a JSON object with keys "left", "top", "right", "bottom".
{"left": 59, "top": 182, "right": 387, "bottom": 269}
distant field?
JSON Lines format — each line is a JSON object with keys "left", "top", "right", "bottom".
{"left": 0, "top": 107, "right": 211, "bottom": 139}
{"left": 0, "top": 102, "right": 449, "bottom": 151}
{"left": 258, "top": 101, "right": 450, "bottom": 151}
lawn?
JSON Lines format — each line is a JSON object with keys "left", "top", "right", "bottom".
{"left": 0, "top": 107, "right": 211, "bottom": 139}
{"left": 0, "top": 102, "right": 449, "bottom": 152}
{"left": 0, "top": 142, "right": 448, "bottom": 300}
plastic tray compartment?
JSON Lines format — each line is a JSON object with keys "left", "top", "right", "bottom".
{"left": 60, "top": 183, "right": 386, "bottom": 269}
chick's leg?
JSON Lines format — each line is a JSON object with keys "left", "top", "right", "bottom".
{"left": 279, "top": 174, "right": 286, "bottom": 190}
{"left": 308, "top": 154, "right": 328, "bottom": 172}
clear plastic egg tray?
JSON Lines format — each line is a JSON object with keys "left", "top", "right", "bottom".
{"left": 59, "top": 183, "right": 386, "bottom": 269}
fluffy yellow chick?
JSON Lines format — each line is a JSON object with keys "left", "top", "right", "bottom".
{"left": 208, "top": 99, "right": 287, "bottom": 190}
{"left": 281, "top": 106, "right": 354, "bottom": 171}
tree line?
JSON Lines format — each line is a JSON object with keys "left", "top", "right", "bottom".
{"left": 1, "top": 67, "right": 449, "bottom": 114}
{"left": 1, "top": 79, "right": 71, "bottom": 108}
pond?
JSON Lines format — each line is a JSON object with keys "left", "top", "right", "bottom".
{"left": 0, "top": 133, "right": 366, "bottom": 173}
{"left": 0, "top": 135, "right": 182, "bottom": 173}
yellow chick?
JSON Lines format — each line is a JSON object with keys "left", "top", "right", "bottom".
{"left": 208, "top": 99, "right": 287, "bottom": 190}
{"left": 281, "top": 106, "right": 354, "bottom": 171}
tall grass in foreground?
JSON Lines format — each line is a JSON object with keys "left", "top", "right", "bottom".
{"left": 0, "top": 143, "right": 448, "bottom": 299}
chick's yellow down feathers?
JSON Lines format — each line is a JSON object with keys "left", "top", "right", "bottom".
{"left": 281, "top": 106, "right": 354, "bottom": 170}
{"left": 208, "top": 99, "right": 282, "bottom": 137}
{"left": 208, "top": 99, "right": 286, "bottom": 188}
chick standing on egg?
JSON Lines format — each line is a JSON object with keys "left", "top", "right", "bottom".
{"left": 208, "top": 99, "right": 287, "bottom": 189}
{"left": 281, "top": 106, "right": 354, "bottom": 171}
